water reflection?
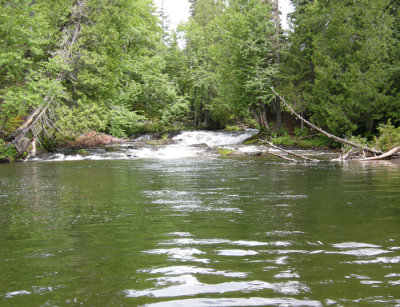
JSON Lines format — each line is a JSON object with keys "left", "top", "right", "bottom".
{"left": 146, "top": 297, "right": 323, "bottom": 307}
{"left": 1, "top": 159, "right": 400, "bottom": 305}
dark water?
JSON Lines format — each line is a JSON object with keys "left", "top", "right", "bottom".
{"left": 0, "top": 158, "right": 399, "bottom": 306}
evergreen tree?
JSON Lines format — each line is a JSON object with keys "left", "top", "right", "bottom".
{"left": 283, "top": 0, "right": 396, "bottom": 135}
{"left": 218, "top": 0, "right": 277, "bottom": 130}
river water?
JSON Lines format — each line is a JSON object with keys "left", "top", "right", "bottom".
{"left": 0, "top": 131, "right": 400, "bottom": 306}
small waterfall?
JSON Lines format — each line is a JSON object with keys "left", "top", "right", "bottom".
{"left": 33, "top": 130, "right": 259, "bottom": 161}
{"left": 173, "top": 130, "right": 258, "bottom": 147}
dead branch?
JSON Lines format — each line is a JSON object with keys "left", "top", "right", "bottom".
{"left": 261, "top": 140, "right": 320, "bottom": 162}
{"left": 270, "top": 87, "right": 382, "bottom": 155}
{"left": 359, "top": 147, "right": 400, "bottom": 161}
{"left": 331, "top": 148, "right": 354, "bottom": 161}
{"left": 6, "top": 105, "right": 45, "bottom": 142}
{"left": 268, "top": 151, "right": 298, "bottom": 162}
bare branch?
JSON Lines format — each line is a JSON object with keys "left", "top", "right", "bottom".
{"left": 270, "top": 87, "right": 383, "bottom": 155}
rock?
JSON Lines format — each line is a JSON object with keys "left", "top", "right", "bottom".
{"left": 145, "top": 139, "right": 177, "bottom": 146}
{"left": 216, "top": 148, "right": 236, "bottom": 156}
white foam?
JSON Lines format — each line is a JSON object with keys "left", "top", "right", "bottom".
{"left": 125, "top": 277, "right": 310, "bottom": 299}
{"left": 216, "top": 249, "right": 259, "bottom": 256}
{"left": 141, "top": 265, "right": 247, "bottom": 278}
{"left": 143, "top": 248, "right": 209, "bottom": 263}
{"left": 144, "top": 297, "right": 322, "bottom": 307}
{"left": 173, "top": 130, "right": 258, "bottom": 147}
{"left": 332, "top": 242, "right": 381, "bottom": 249}
{"left": 5, "top": 290, "right": 31, "bottom": 298}
{"left": 132, "top": 145, "right": 203, "bottom": 159}
{"left": 326, "top": 248, "right": 391, "bottom": 257}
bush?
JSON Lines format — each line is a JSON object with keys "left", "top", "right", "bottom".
{"left": 374, "top": 120, "right": 400, "bottom": 152}
{"left": 297, "top": 135, "right": 333, "bottom": 149}
{"left": 107, "top": 106, "right": 146, "bottom": 138}
{"left": 0, "top": 140, "right": 17, "bottom": 162}
{"left": 224, "top": 125, "right": 241, "bottom": 132}
{"left": 56, "top": 100, "right": 109, "bottom": 139}
{"left": 271, "top": 135, "right": 295, "bottom": 147}
{"left": 160, "top": 97, "right": 190, "bottom": 129}
{"left": 294, "top": 127, "right": 308, "bottom": 138}
{"left": 342, "top": 135, "right": 369, "bottom": 153}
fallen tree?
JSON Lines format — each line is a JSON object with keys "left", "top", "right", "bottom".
{"left": 267, "top": 150, "right": 298, "bottom": 162}
{"left": 270, "top": 87, "right": 400, "bottom": 162}
{"left": 261, "top": 139, "right": 320, "bottom": 163}
{"left": 270, "top": 87, "right": 383, "bottom": 156}
{"left": 360, "top": 146, "right": 400, "bottom": 161}
{"left": 4, "top": 0, "right": 87, "bottom": 159}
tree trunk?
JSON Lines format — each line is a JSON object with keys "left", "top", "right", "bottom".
{"left": 203, "top": 109, "right": 209, "bottom": 128}
{"left": 366, "top": 118, "right": 374, "bottom": 133}
{"left": 275, "top": 99, "right": 282, "bottom": 129}
{"left": 262, "top": 139, "right": 320, "bottom": 162}
{"left": 194, "top": 88, "right": 198, "bottom": 126}
{"left": 250, "top": 106, "right": 262, "bottom": 128}
{"left": 250, "top": 103, "right": 270, "bottom": 131}
{"left": 360, "top": 147, "right": 400, "bottom": 161}
{"left": 259, "top": 102, "right": 270, "bottom": 131}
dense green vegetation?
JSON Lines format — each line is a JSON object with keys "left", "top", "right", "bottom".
{"left": 1, "top": 0, "right": 399, "bottom": 160}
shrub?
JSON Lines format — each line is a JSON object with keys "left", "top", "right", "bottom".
{"left": 107, "top": 106, "right": 146, "bottom": 138}
{"left": 294, "top": 127, "right": 308, "bottom": 138}
{"left": 342, "top": 135, "right": 369, "bottom": 153}
{"left": 374, "top": 120, "right": 400, "bottom": 152}
{"left": 271, "top": 135, "right": 295, "bottom": 147}
{"left": 224, "top": 125, "right": 241, "bottom": 132}
{"left": 0, "top": 140, "right": 17, "bottom": 162}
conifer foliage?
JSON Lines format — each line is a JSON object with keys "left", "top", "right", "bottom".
{"left": 1, "top": 0, "right": 399, "bottom": 160}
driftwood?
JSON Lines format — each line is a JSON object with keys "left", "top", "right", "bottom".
{"left": 359, "top": 147, "right": 400, "bottom": 161}
{"left": 270, "top": 87, "right": 400, "bottom": 162}
{"left": 261, "top": 140, "right": 320, "bottom": 162}
{"left": 270, "top": 87, "right": 382, "bottom": 155}
{"left": 268, "top": 151, "right": 298, "bottom": 162}
{"left": 331, "top": 148, "right": 355, "bottom": 161}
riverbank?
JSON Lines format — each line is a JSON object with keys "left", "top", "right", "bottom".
{"left": 27, "top": 130, "right": 341, "bottom": 162}
{"left": 2, "top": 120, "right": 400, "bottom": 163}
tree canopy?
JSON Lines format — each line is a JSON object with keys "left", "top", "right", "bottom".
{"left": 1, "top": 0, "right": 399, "bottom": 160}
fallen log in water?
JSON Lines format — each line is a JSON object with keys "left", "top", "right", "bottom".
{"left": 261, "top": 140, "right": 320, "bottom": 162}
{"left": 331, "top": 148, "right": 355, "bottom": 161}
{"left": 359, "top": 147, "right": 400, "bottom": 161}
{"left": 267, "top": 150, "right": 298, "bottom": 162}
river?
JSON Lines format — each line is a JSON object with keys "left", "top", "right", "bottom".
{"left": 1, "top": 131, "right": 399, "bottom": 306}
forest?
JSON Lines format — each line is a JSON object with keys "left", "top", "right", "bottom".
{"left": 1, "top": 0, "right": 400, "bottom": 161}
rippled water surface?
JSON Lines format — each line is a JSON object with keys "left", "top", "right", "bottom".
{"left": 1, "top": 157, "right": 400, "bottom": 306}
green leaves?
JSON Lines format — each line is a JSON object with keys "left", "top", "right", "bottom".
{"left": 282, "top": 0, "right": 398, "bottom": 136}
{"left": 217, "top": 0, "right": 277, "bottom": 117}
{"left": 374, "top": 120, "right": 400, "bottom": 152}
{"left": 180, "top": 0, "right": 279, "bottom": 129}
{"left": 0, "top": 140, "right": 17, "bottom": 162}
